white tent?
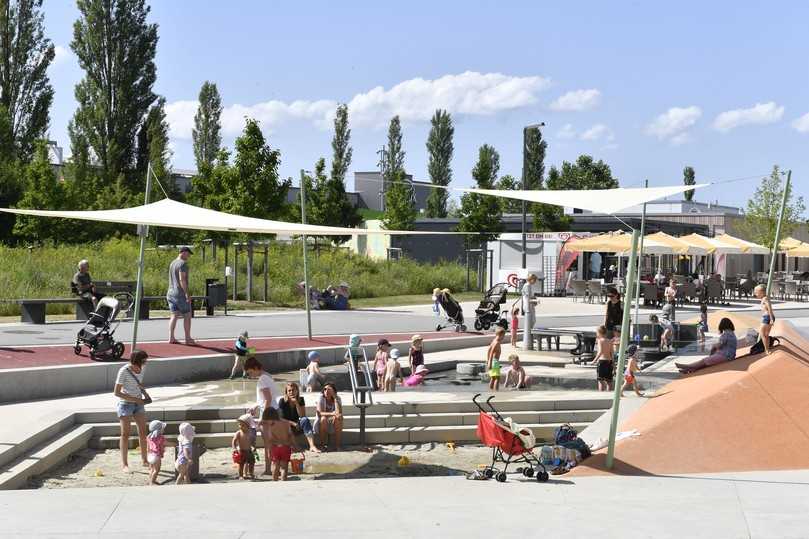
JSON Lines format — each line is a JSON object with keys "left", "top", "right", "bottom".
{"left": 0, "top": 198, "right": 460, "bottom": 236}
{"left": 458, "top": 184, "right": 709, "bottom": 215}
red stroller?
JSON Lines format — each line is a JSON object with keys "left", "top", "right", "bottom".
{"left": 473, "top": 394, "right": 549, "bottom": 482}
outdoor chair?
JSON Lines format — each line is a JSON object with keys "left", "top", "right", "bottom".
{"left": 680, "top": 282, "right": 697, "bottom": 304}
{"left": 705, "top": 279, "right": 722, "bottom": 304}
{"left": 571, "top": 280, "right": 589, "bottom": 302}
{"left": 641, "top": 282, "right": 661, "bottom": 306}
{"left": 724, "top": 277, "right": 738, "bottom": 300}
{"left": 784, "top": 280, "right": 798, "bottom": 301}
{"left": 737, "top": 279, "right": 756, "bottom": 300}
{"left": 587, "top": 280, "right": 603, "bottom": 303}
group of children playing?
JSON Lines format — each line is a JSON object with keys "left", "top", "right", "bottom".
{"left": 371, "top": 335, "right": 429, "bottom": 391}
{"left": 485, "top": 326, "right": 533, "bottom": 392}
{"left": 591, "top": 326, "right": 643, "bottom": 396}
{"left": 145, "top": 420, "right": 196, "bottom": 486}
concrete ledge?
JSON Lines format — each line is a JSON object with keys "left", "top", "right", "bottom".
{"left": 0, "top": 425, "right": 94, "bottom": 490}
{"left": 0, "top": 414, "right": 76, "bottom": 470}
{"left": 0, "top": 334, "right": 492, "bottom": 404}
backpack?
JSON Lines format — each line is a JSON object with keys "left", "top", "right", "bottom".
{"left": 554, "top": 423, "right": 578, "bottom": 445}
{"left": 560, "top": 437, "right": 592, "bottom": 460}
{"left": 750, "top": 336, "right": 780, "bottom": 355}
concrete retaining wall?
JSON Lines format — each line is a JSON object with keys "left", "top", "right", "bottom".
{"left": 0, "top": 335, "right": 491, "bottom": 404}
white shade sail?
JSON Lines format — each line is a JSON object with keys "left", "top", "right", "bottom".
{"left": 458, "top": 183, "right": 709, "bottom": 215}
{"left": 0, "top": 198, "right": 466, "bottom": 236}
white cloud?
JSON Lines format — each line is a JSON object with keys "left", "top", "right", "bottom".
{"left": 164, "top": 71, "right": 550, "bottom": 139}
{"left": 548, "top": 88, "right": 601, "bottom": 111}
{"left": 791, "top": 112, "right": 809, "bottom": 133}
{"left": 646, "top": 106, "right": 702, "bottom": 143}
{"left": 713, "top": 101, "right": 784, "bottom": 132}
{"left": 52, "top": 45, "right": 71, "bottom": 65}
{"left": 556, "top": 123, "right": 576, "bottom": 139}
{"left": 579, "top": 123, "right": 613, "bottom": 141}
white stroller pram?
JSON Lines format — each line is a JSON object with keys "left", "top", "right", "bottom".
{"left": 74, "top": 295, "right": 129, "bottom": 361}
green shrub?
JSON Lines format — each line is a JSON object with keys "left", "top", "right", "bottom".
{"left": 0, "top": 239, "right": 473, "bottom": 316}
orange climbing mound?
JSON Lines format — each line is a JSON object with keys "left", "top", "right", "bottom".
{"left": 574, "top": 318, "right": 809, "bottom": 476}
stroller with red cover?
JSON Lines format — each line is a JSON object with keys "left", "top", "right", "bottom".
{"left": 473, "top": 394, "right": 549, "bottom": 482}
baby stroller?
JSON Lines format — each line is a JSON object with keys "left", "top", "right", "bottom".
{"left": 473, "top": 394, "right": 549, "bottom": 482}
{"left": 74, "top": 295, "right": 128, "bottom": 361}
{"left": 474, "top": 283, "right": 509, "bottom": 332}
{"left": 435, "top": 291, "right": 466, "bottom": 332}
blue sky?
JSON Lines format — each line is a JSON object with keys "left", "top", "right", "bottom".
{"left": 44, "top": 1, "right": 809, "bottom": 213}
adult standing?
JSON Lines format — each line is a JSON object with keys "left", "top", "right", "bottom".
{"left": 167, "top": 246, "right": 195, "bottom": 345}
{"left": 604, "top": 287, "right": 623, "bottom": 338}
{"left": 73, "top": 259, "right": 103, "bottom": 309}
{"left": 113, "top": 349, "right": 151, "bottom": 473}
{"left": 244, "top": 356, "right": 281, "bottom": 466}
{"left": 521, "top": 274, "right": 540, "bottom": 351}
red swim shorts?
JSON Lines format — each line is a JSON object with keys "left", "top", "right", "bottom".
{"left": 624, "top": 373, "right": 635, "bottom": 384}
{"left": 271, "top": 445, "right": 292, "bottom": 462}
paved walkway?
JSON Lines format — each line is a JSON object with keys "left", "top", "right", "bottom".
{"left": 3, "top": 471, "right": 808, "bottom": 537}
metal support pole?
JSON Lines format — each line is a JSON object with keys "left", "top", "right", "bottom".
{"left": 223, "top": 241, "right": 229, "bottom": 316}
{"left": 263, "top": 243, "right": 268, "bottom": 303}
{"left": 766, "top": 170, "right": 791, "bottom": 297}
{"left": 246, "top": 240, "right": 254, "bottom": 302}
{"left": 300, "top": 170, "right": 313, "bottom": 340}
{"left": 606, "top": 228, "right": 640, "bottom": 469}
{"left": 521, "top": 127, "right": 528, "bottom": 269}
{"left": 233, "top": 244, "right": 239, "bottom": 301}
{"left": 633, "top": 180, "right": 648, "bottom": 331}
{"left": 131, "top": 162, "right": 153, "bottom": 353}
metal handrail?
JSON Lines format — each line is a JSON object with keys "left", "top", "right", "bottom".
{"left": 344, "top": 347, "right": 374, "bottom": 407}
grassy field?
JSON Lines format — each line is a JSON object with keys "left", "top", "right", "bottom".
{"left": 0, "top": 239, "right": 477, "bottom": 316}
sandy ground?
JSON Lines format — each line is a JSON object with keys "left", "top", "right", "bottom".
{"left": 27, "top": 443, "right": 498, "bottom": 489}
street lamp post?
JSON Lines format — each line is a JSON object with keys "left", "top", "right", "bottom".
{"left": 521, "top": 123, "right": 545, "bottom": 269}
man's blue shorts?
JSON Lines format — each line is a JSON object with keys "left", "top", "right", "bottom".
{"left": 167, "top": 294, "right": 191, "bottom": 315}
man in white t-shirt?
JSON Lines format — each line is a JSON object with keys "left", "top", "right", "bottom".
{"left": 521, "top": 274, "right": 540, "bottom": 351}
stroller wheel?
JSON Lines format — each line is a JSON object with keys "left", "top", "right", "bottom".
{"left": 460, "top": 325, "right": 467, "bottom": 333}
{"left": 436, "top": 324, "right": 442, "bottom": 332}
{"left": 112, "top": 342, "right": 125, "bottom": 360}
{"left": 474, "top": 319, "right": 483, "bottom": 331}
{"left": 482, "top": 323, "right": 491, "bottom": 331}
{"left": 495, "top": 472, "right": 507, "bottom": 483}
{"left": 73, "top": 344, "right": 82, "bottom": 355}
{"left": 89, "top": 352, "right": 96, "bottom": 361}
{"left": 483, "top": 468, "right": 494, "bottom": 479}
{"left": 537, "top": 471, "right": 550, "bottom": 482}
{"left": 523, "top": 468, "right": 534, "bottom": 477}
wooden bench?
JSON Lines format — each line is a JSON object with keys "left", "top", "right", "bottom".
{"left": 14, "top": 298, "right": 83, "bottom": 324}
{"left": 531, "top": 327, "right": 598, "bottom": 363}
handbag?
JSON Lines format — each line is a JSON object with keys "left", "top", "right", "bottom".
{"left": 125, "top": 367, "right": 152, "bottom": 405}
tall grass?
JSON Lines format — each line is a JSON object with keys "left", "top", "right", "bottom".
{"left": 0, "top": 239, "right": 474, "bottom": 316}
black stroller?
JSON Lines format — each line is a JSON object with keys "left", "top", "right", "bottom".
{"left": 435, "top": 291, "right": 467, "bottom": 332}
{"left": 74, "top": 295, "right": 129, "bottom": 361}
{"left": 474, "top": 283, "right": 510, "bottom": 331}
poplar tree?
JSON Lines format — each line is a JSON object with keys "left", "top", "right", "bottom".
{"left": 683, "top": 166, "right": 696, "bottom": 201}
{"left": 192, "top": 81, "right": 222, "bottom": 172}
{"left": 425, "top": 109, "right": 453, "bottom": 217}
{"left": 0, "top": 0, "right": 55, "bottom": 161}
{"left": 69, "top": 0, "right": 158, "bottom": 187}
{"left": 381, "top": 116, "right": 415, "bottom": 230}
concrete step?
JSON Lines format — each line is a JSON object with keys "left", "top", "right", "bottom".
{"left": 0, "top": 424, "right": 94, "bottom": 490}
{"left": 87, "top": 409, "right": 605, "bottom": 437}
{"left": 93, "top": 421, "right": 590, "bottom": 449}
{"left": 74, "top": 398, "right": 613, "bottom": 424}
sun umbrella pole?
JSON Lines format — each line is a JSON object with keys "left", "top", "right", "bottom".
{"left": 300, "top": 170, "right": 313, "bottom": 340}
{"left": 130, "top": 162, "right": 152, "bottom": 353}
{"left": 766, "top": 170, "right": 791, "bottom": 297}
{"left": 633, "top": 180, "right": 648, "bottom": 329}
{"left": 606, "top": 228, "right": 640, "bottom": 470}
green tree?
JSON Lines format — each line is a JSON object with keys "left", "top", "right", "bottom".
{"left": 382, "top": 170, "right": 417, "bottom": 230}
{"left": 192, "top": 81, "right": 222, "bottom": 172}
{"left": 424, "top": 109, "right": 453, "bottom": 218}
{"left": 0, "top": 105, "right": 22, "bottom": 243}
{"left": 13, "top": 140, "right": 65, "bottom": 242}
{"left": 330, "top": 104, "right": 352, "bottom": 186}
{"left": 381, "top": 116, "right": 415, "bottom": 230}
{"left": 523, "top": 126, "right": 546, "bottom": 191}
{"left": 739, "top": 166, "right": 805, "bottom": 248}
{"left": 70, "top": 0, "right": 158, "bottom": 188}
{"left": 0, "top": 0, "right": 55, "bottom": 162}
{"left": 494, "top": 174, "right": 522, "bottom": 213}
{"left": 222, "top": 118, "right": 290, "bottom": 220}
{"left": 136, "top": 97, "right": 175, "bottom": 197}
{"left": 683, "top": 165, "right": 696, "bottom": 201}
{"left": 457, "top": 144, "right": 504, "bottom": 243}
{"left": 534, "top": 155, "right": 618, "bottom": 231}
